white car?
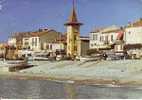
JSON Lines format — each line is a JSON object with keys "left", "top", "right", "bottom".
{"left": 56, "top": 55, "right": 63, "bottom": 61}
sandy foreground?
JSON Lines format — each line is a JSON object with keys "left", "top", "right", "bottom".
{"left": 1, "top": 60, "right": 142, "bottom": 86}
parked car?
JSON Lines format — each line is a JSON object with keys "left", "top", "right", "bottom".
{"left": 33, "top": 55, "right": 49, "bottom": 61}
{"left": 91, "top": 53, "right": 103, "bottom": 60}
{"left": 106, "top": 53, "right": 124, "bottom": 60}
{"left": 33, "top": 53, "right": 49, "bottom": 61}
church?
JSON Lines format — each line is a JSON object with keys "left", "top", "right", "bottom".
{"left": 64, "top": 1, "right": 89, "bottom": 58}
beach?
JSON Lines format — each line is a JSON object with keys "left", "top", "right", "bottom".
{"left": 1, "top": 60, "right": 142, "bottom": 86}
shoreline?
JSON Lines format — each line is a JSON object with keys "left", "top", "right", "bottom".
{"left": 0, "top": 71, "right": 142, "bottom": 88}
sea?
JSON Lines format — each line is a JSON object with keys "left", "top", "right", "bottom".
{"left": 0, "top": 78, "right": 142, "bottom": 99}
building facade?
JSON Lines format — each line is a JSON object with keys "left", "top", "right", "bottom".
{"left": 90, "top": 25, "right": 120, "bottom": 50}
{"left": 89, "top": 18, "right": 142, "bottom": 58}
{"left": 124, "top": 19, "right": 142, "bottom": 58}
{"left": 48, "top": 42, "right": 65, "bottom": 52}
{"left": 9, "top": 29, "right": 65, "bottom": 56}
{"left": 8, "top": 37, "right": 17, "bottom": 47}
{"left": 77, "top": 36, "right": 89, "bottom": 57}
{"left": 125, "top": 25, "right": 142, "bottom": 45}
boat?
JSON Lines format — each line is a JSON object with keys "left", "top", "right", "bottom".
{"left": 76, "top": 56, "right": 100, "bottom": 62}
{"left": 33, "top": 52, "right": 49, "bottom": 61}
{"left": 2, "top": 59, "right": 33, "bottom": 72}
{"left": 4, "top": 60, "right": 27, "bottom": 66}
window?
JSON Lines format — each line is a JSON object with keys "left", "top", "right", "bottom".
{"left": 115, "top": 45, "right": 118, "bottom": 51}
{"left": 46, "top": 44, "right": 49, "bottom": 49}
{"left": 74, "top": 35, "right": 77, "bottom": 41}
{"left": 102, "top": 36, "right": 104, "bottom": 41}
{"left": 100, "top": 36, "right": 104, "bottom": 42}
{"left": 35, "top": 38, "right": 37, "bottom": 46}
{"left": 32, "top": 38, "right": 34, "bottom": 46}
{"left": 24, "top": 42, "right": 29, "bottom": 46}
{"left": 39, "top": 38, "right": 40, "bottom": 43}
{"left": 74, "top": 46, "right": 77, "bottom": 51}
{"left": 105, "top": 36, "right": 108, "bottom": 41}
{"left": 93, "top": 34, "right": 98, "bottom": 40}
{"left": 74, "top": 35, "right": 77, "bottom": 44}
{"left": 25, "top": 38, "right": 29, "bottom": 41}
{"left": 49, "top": 44, "right": 52, "bottom": 50}
{"left": 111, "top": 35, "right": 113, "bottom": 41}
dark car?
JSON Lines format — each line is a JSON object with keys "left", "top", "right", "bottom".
{"left": 106, "top": 52, "right": 124, "bottom": 60}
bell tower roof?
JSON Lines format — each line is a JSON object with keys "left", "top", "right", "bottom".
{"left": 69, "top": 7, "right": 78, "bottom": 22}
{"left": 64, "top": 0, "right": 83, "bottom": 26}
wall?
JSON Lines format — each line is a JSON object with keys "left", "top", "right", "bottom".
{"left": 48, "top": 43, "right": 65, "bottom": 52}
{"left": 8, "top": 38, "right": 17, "bottom": 46}
{"left": 67, "top": 26, "right": 80, "bottom": 56}
{"left": 40, "top": 30, "right": 60, "bottom": 45}
{"left": 22, "top": 37, "right": 30, "bottom": 49}
{"left": 90, "top": 32, "right": 117, "bottom": 49}
{"left": 125, "top": 27, "right": 142, "bottom": 44}
{"left": 29, "top": 37, "right": 41, "bottom": 51}
{"left": 78, "top": 39, "right": 89, "bottom": 57}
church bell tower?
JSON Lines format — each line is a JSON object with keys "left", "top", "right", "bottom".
{"left": 64, "top": 0, "right": 83, "bottom": 58}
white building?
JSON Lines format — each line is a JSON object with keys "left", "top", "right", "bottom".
{"left": 89, "top": 18, "right": 142, "bottom": 58}
{"left": 22, "top": 37, "right": 30, "bottom": 49}
{"left": 29, "top": 37, "right": 41, "bottom": 51}
{"left": 48, "top": 42, "right": 65, "bottom": 52}
{"left": 124, "top": 18, "right": 142, "bottom": 58}
{"left": 8, "top": 29, "right": 66, "bottom": 58}
{"left": 8, "top": 37, "right": 17, "bottom": 47}
{"left": 125, "top": 25, "right": 142, "bottom": 45}
{"left": 90, "top": 25, "right": 121, "bottom": 50}
{"left": 23, "top": 36, "right": 43, "bottom": 52}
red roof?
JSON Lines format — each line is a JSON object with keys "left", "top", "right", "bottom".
{"left": 30, "top": 29, "right": 53, "bottom": 37}
{"left": 117, "top": 31, "right": 124, "bottom": 40}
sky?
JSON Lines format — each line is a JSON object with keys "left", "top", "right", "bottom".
{"left": 0, "top": 0, "right": 142, "bottom": 42}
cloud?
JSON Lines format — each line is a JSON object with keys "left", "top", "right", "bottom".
{"left": 0, "top": 5, "right": 2, "bottom": 10}
{"left": 0, "top": 0, "right": 5, "bottom": 4}
{"left": 0, "top": 0, "right": 5, "bottom": 11}
{"left": 139, "top": 0, "right": 142, "bottom": 3}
